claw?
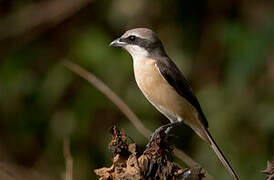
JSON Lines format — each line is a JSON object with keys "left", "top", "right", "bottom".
{"left": 145, "top": 122, "right": 181, "bottom": 149}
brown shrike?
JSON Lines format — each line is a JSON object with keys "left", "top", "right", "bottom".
{"left": 110, "top": 28, "right": 239, "bottom": 180}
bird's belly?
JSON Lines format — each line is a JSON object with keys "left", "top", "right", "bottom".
{"left": 133, "top": 58, "right": 198, "bottom": 123}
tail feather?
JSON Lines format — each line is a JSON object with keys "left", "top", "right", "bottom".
{"left": 204, "top": 128, "right": 239, "bottom": 180}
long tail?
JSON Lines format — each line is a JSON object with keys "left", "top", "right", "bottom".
{"left": 204, "top": 128, "right": 239, "bottom": 180}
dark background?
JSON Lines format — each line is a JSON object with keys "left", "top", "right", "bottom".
{"left": 0, "top": 0, "right": 273, "bottom": 179}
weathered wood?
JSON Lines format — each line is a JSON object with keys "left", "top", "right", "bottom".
{"left": 94, "top": 126, "right": 204, "bottom": 180}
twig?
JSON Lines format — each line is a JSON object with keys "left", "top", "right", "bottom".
{"left": 63, "top": 61, "right": 151, "bottom": 138}
{"left": 63, "top": 138, "right": 73, "bottom": 180}
{"left": 63, "top": 61, "right": 200, "bottom": 168}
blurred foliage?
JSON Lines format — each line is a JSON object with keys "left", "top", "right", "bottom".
{"left": 0, "top": 0, "right": 273, "bottom": 179}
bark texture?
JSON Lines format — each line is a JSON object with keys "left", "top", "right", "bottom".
{"left": 94, "top": 126, "right": 204, "bottom": 180}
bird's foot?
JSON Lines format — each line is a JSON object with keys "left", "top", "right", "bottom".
{"left": 145, "top": 122, "right": 180, "bottom": 149}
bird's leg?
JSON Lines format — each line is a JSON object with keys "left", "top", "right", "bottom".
{"left": 165, "top": 124, "right": 177, "bottom": 135}
{"left": 146, "top": 121, "right": 181, "bottom": 148}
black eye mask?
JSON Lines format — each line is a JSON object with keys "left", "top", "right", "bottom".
{"left": 120, "top": 36, "right": 160, "bottom": 52}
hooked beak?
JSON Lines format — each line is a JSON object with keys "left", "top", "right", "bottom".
{"left": 109, "top": 38, "right": 126, "bottom": 47}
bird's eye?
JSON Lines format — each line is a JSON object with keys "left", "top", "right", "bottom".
{"left": 128, "top": 35, "right": 136, "bottom": 41}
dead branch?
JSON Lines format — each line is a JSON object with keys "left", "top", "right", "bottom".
{"left": 94, "top": 126, "right": 204, "bottom": 180}
{"left": 63, "top": 138, "right": 73, "bottom": 180}
{"left": 63, "top": 61, "right": 151, "bottom": 138}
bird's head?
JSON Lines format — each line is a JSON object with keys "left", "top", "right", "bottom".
{"left": 110, "top": 28, "right": 165, "bottom": 59}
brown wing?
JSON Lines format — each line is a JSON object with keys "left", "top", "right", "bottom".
{"left": 156, "top": 58, "right": 208, "bottom": 128}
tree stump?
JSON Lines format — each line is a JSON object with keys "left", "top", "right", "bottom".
{"left": 94, "top": 126, "right": 204, "bottom": 180}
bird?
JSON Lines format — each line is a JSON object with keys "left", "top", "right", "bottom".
{"left": 110, "top": 28, "right": 239, "bottom": 180}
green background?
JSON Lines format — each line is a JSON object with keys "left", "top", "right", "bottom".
{"left": 0, "top": 0, "right": 273, "bottom": 179}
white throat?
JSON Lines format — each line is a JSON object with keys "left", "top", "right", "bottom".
{"left": 124, "top": 45, "right": 149, "bottom": 60}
